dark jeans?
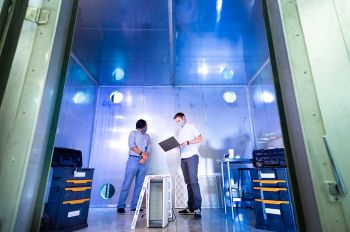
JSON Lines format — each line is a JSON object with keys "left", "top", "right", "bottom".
{"left": 181, "top": 155, "right": 202, "bottom": 211}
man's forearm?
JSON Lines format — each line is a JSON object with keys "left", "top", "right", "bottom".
{"left": 132, "top": 146, "right": 142, "bottom": 154}
{"left": 188, "top": 135, "right": 203, "bottom": 144}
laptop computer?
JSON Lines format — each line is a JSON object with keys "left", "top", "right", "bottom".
{"left": 158, "top": 136, "right": 180, "bottom": 152}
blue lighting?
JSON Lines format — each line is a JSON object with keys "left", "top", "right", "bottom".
{"left": 110, "top": 91, "right": 124, "bottom": 103}
{"left": 216, "top": 0, "right": 223, "bottom": 23}
{"left": 223, "top": 91, "right": 237, "bottom": 103}
{"left": 198, "top": 63, "right": 209, "bottom": 75}
{"left": 261, "top": 91, "right": 274, "bottom": 103}
{"left": 112, "top": 68, "right": 125, "bottom": 80}
{"left": 73, "top": 91, "right": 86, "bottom": 104}
{"left": 222, "top": 68, "right": 234, "bottom": 80}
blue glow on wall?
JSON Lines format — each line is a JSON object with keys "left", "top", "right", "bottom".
{"left": 54, "top": 58, "right": 97, "bottom": 167}
{"left": 260, "top": 90, "right": 274, "bottom": 103}
{"left": 222, "top": 68, "right": 234, "bottom": 80}
{"left": 112, "top": 67, "right": 125, "bottom": 80}
{"left": 73, "top": 91, "right": 87, "bottom": 104}
{"left": 197, "top": 63, "right": 209, "bottom": 75}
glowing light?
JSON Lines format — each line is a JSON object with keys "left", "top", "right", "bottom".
{"left": 216, "top": 0, "right": 222, "bottom": 11}
{"left": 216, "top": 0, "right": 223, "bottom": 23}
{"left": 114, "top": 115, "right": 125, "bottom": 120}
{"left": 222, "top": 68, "right": 234, "bottom": 80}
{"left": 73, "top": 91, "right": 86, "bottom": 104}
{"left": 223, "top": 91, "right": 237, "bottom": 103}
{"left": 261, "top": 91, "right": 274, "bottom": 103}
{"left": 198, "top": 64, "right": 208, "bottom": 75}
{"left": 112, "top": 67, "right": 125, "bottom": 80}
{"left": 125, "top": 94, "right": 133, "bottom": 106}
{"left": 110, "top": 91, "right": 124, "bottom": 103}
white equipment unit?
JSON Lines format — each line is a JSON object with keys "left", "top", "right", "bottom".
{"left": 146, "top": 176, "right": 170, "bottom": 228}
{"left": 131, "top": 175, "right": 172, "bottom": 230}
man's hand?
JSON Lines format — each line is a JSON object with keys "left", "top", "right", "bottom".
{"left": 181, "top": 141, "right": 189, "bottom": 147}
{"left": 141, "top": 152, "right": 148, "bottom": 160}
{"left": 139, "top": 158, "right": 145, "bottom": 164}
{"left": 181, "top": 141, "right": 190, "bottom": 147}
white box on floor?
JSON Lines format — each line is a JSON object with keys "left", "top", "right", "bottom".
{"left": 146, "top": 175, "right": 171, "bottom": 228}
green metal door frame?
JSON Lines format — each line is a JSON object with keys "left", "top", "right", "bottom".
{"left": 30, "top": 1, "right": 79, "bottom": 230}
{"left": 0, "top": 0, "right": 79, "bottom": 231}
{"left": 0, "top": 0, "right": 29, "bottom": 104}
{"left": 263, "top": 0, "right": 349, "bottom": 231}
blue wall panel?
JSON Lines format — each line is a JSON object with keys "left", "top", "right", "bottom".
{"left": 54, "top": 59, "right": 97, "bottom": 167}
{"left": 88, "top": 86, "right": 253, "bottom": 206}
{"left": 248, "top": 63, "right": 283, "bottom": 149}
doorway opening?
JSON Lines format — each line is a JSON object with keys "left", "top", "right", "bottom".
{"left": 43, "top": 1, "right": 299, "bottom": 231}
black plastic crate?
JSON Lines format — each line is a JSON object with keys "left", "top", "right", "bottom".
{"left": 52, "top": 147, "right": 82, "bottom": 168}
{"left": 253, "top": 148, "right": 286, "bottom": 168}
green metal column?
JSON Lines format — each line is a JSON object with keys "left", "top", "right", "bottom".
{"left": 264, "top": 0, "right": 350, "bottom": 231}
{"left": 0, "top": 0, "right": 77, "bottom": 231}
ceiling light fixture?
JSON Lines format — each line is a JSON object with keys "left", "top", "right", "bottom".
{"left": 222, "top": 68, "right": 234, "bottom": 80}
{"left": 112, "top": 67, "right": 125, "bottom": 80}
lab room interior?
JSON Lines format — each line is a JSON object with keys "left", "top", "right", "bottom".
{"left": 0, "top": 0, "right": 349, "bottom": 232}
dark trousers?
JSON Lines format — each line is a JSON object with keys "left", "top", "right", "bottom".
{"left": 181, "top": 155, "right": 202, "bottom": 210}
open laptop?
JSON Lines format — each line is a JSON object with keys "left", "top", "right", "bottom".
{"left": 158, "top": 136, "right": 180, "bottom": 152}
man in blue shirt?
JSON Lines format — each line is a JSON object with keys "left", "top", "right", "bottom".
{"left": 117, "top": 119, "right": 151, "bottom": 214}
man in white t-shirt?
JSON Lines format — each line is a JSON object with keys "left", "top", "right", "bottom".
{"left": 174, "top": 112, "right": 203, "bottom": 219}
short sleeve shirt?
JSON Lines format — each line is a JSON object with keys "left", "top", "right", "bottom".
{"left": 177, "top": 123, "right": 201, "bottom": 159}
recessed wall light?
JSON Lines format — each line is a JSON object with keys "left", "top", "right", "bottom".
{"left": 223, "top": 91, "right": 237, "bottom": 103}
{"left": 73, "top": 91, "right": 86, "bottom": 104}
{"left": 110, "top": 91, "right": 124, "bottom": 103}
{"left": 261, "top": 91, "right": 274, "bottom": 103}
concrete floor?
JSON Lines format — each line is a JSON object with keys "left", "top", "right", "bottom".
{"left": 78, "top": 208, "right": 267, "bottom": 232}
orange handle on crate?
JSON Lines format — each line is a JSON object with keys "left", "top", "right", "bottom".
{"left": 65, "top": 187, "right": 91, "bottom": 192}
{"left": 255, "top": 199, "right": 289, "bottom": 204}
{"left": 63, "top": 198, "right": 90, "bottom": 205}
{"left": 253, "top": 180, "right": 286, "bottom": 184}
{"left": 253, "top": 187, "right": 287, "bottom": 192}
{"left": 66, "top": 179, "right": 92, "bottom": 184}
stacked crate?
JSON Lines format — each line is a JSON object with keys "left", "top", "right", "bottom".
{"left": 250, "top": 168, "right": 296, "bottom": 231}
{"left": 45, "top": 167, "right": 94, "bottom": 232}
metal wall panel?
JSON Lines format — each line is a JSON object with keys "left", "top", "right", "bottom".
{"left": 88, "top": 86, "right": 253, "bottom": 207}
{"left": 54, "top": 58, "right": 98, "bottom": 167}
